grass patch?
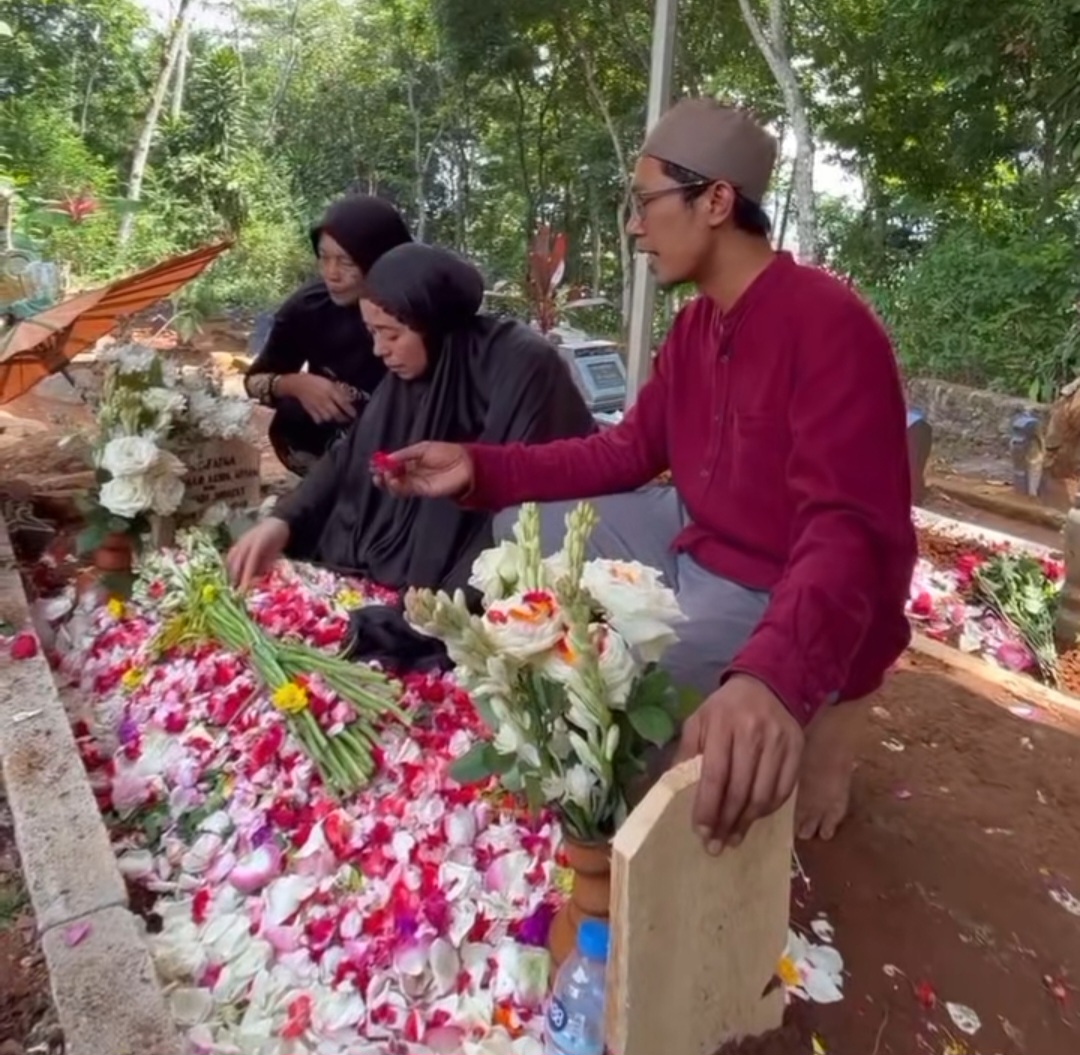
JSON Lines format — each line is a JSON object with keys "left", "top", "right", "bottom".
{"left": 0, "top": 881, "right": 28, "bottom": 928}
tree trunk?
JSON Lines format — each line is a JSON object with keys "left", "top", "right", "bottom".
{"left": 170, "top": 21, "right": 190, "bottom": 121}
{"left": 736, "top": 0, "right": 817, "bottom": 262}
{"left": 118, "top": 0, "right": 196, "bottom": 247}
{"left": 406, "top": 75, "right": 428, "bottom": 241}
{"left": 264, "top": 0, "right": 304, "bottom": 145}
{"left": 573, "top": 35, "right": 634, "bottom": 322}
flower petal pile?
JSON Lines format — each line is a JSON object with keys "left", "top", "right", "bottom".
{"left": 64, "top": 558, "right": 567, "bottom": 1055}
{"left": 906, "top": 544, "right": 1064, "bottom": 676}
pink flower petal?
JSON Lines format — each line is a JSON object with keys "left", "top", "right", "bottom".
{"left": 63, "top": 921, "right": 92, "bottom": 947}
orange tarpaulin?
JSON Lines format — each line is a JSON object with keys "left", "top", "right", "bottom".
{"left": 0, "top": 241, "right": 231, "bottom": 404}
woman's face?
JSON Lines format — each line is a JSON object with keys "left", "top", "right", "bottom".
{"left": 317, "top": 233, "right": 364, "bottom": 305}
{"left": 360, "top": 299, "right": 429, "bottom": 380}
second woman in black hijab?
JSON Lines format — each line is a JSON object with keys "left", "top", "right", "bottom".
{"left": 244, "top": 194, "right": 412, "bottom": 475}
{"left": 228, "top": 243, "right": 596, "bottom": 592}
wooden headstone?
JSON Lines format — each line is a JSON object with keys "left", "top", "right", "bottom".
{"left": 606, "top": 758, "right": 793, "bottom": 1055}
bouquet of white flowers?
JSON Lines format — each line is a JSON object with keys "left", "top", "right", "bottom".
{"left": 79, "top": 343, "right": 254, "bottom": 553}
{"left": 404, "top": 502, "right": 697, "bottom": 841}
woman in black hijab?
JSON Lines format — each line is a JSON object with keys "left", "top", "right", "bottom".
{"left": 244, "top": 195, "right": 412, "bottom": 475}
{"left": 228, "top": 243, "right": 596, "bottom": 595}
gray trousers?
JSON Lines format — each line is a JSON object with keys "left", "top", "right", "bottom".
{"left": 493, "top": 486, "right": 770, "bottom": 697}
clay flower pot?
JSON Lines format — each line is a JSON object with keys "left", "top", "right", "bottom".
{"left": 93, "top": 531, "right": 135, "bottom": 573}
{"left": 547, "top": 836, "right": 611, "bottom": 969}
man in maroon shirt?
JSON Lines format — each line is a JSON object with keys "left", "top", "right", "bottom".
{"left": 374, "top": 99, "right": 917, "bottom": 851}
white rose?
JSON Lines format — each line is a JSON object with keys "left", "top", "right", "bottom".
{"left": 540, "top": 623, "right": 637, "bottom": 708}
{"left": 482, "top": 589, "right": 566, "bottom": 660}
{"left": 100, "top": 435, "right": 163, "bottom": 478}
{"left": 540, "top": 550, "right": 571, "bottom": 588}
{"left": 580, "top": 559, "right": 685, "bottom": 662}
{"left": 470, "top": 540, "right": 525, "bottom": 603}
{"left": 149, "top": 471, "right": 185, "bottom": 516}
{"left": 595, "top": 626, "right": 637, "bottom": 707}
{"left": 100, "top": 475, "right": 153, "bottom": 518}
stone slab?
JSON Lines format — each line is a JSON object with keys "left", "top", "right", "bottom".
{"left": 907, "top": 377, "right": 1049, "bottom": 459}
{"left": 41, "top": 906, "right": 182, "bottom": 1055}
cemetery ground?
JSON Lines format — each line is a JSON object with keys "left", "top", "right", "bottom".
{"left": 0, "top": 331, "right": 1077, "bottom": 1054}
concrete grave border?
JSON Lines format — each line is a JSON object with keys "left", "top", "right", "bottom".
{"left": 0, "top": 516, "right": 181, "bottom": 1055}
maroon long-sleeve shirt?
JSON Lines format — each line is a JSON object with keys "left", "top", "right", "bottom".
{"left": 463, "top": 252, "right": 917, "bottom": 725}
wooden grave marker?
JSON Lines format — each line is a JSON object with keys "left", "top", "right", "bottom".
{"left": 606, "top": 757, "right": 793, "bottom": 1055}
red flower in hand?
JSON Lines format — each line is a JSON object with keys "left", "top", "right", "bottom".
{"left": 370, "top": 451, "right": 404, "bottom": 478}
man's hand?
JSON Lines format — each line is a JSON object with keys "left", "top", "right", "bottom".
{"left": 674, "top": 674, "right": 804, "bottom": 852}
{"left": 226, "top": 517, "right": 291, "bottom": 592}
{"left": 280, "top": 374, "right": 357, "bottom": 424}
{"left": 370, "top": 441, "right": 474, "bottom": 499}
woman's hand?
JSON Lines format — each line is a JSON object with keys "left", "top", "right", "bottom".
{"left": 279, "top": 374, "right": 357, "bottom": 424}
{"left": 226, "top": 518, "right": 291, "bottom": 592}
{"left": 371, "top": 442, "right": 474, "bottom": 499}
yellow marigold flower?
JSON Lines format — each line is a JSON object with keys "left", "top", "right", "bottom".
{"left": 271, "top": 681, "right": 309, "bottom": 713}
{"left": 552, "top": 865, "right": 575, "bottom": 897}
{"left": 776, "top": 954, "right": 801, "bottom": 988}
{"left": 201, "top": 584, "right": 218, "bottom": 604}
{"left": 336, "top": 587, "right": 363, "bottom": 610}
{"left": 121, "top": 668, "right": 144, "bottom": 691}
{"left": 106, "top": 598, "right": 125, "bottom": 620}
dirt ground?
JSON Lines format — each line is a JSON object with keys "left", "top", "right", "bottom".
{"left": 755, "top": 652, "right": 1080, "bottom": 1055}
{"left": 0, "top": 792, "right": 59, "bottom": 1053}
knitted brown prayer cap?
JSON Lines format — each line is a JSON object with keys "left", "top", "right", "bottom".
{"left": 642, "top": 98, "right": 778, "bottom": 204}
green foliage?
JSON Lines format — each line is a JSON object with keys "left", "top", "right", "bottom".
{"left": 863, "top": 210, "right": 1080, "bottom": 397}
{"left": 2, "top": 0, "right": 1080, "bottom": 390}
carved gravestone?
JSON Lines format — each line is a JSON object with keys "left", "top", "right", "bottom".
{"left": 906, "top": 408, "right": 932, "bottom": 505}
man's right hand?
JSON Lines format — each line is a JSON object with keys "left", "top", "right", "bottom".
{"left": 226, "top": 517, "right": 291, "bottom": 592}
{"left": 278, "top": 374, "right": 356, "bottom": 424}
{"left": 372, "top": 442, "right": 474, "bottom": 499}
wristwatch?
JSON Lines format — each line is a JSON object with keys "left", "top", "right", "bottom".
{"left": 245, "top": 372, "right": 279, "bottom": 405}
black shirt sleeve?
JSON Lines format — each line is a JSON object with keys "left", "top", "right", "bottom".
{"left": 244, "top": 309, "right": 307, "bottom": 403}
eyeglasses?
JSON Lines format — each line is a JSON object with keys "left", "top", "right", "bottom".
{"left": 630, "top": 181, "right": 714, "bottom": 217}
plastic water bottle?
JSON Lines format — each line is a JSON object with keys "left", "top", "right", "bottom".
{"left": 545, "top": 919, "right": 609, "bottom": 1055}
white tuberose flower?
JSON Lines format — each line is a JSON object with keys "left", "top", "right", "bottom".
{"left": 581, "top": 558, "right": 685, "bottom": 662}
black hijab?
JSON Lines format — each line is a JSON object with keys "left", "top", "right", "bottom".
{"left": 247, "top": 196, "right": 412, "bottom": 397}
{"left": 274, "top": 243, "right": 597, "bottom": 592}
{"left": 310, "top": 195, "right": 412, "bottom": 273}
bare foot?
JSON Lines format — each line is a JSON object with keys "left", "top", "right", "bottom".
{"left": 795, "top": 701, "right": 867, "bottom": 841}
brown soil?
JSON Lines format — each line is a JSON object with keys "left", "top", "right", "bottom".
{"left": 915, "top": 524, "right": 998, "bottom": 570}
{"left": 731, "top": 652, "right": 1080, "bottom": 1054}
{"left": 0, "top": 792, "right": 57, "bottom": 1050}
